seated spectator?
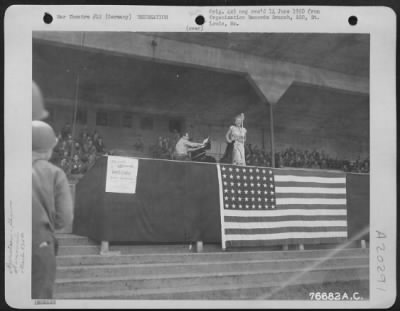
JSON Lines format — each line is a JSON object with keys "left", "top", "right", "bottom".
{"left": 49, "top": 122, "right": 108, "bottom": 178}
{"left": 311, "top": 161, "right": 320, "bottom": 169}
{"left": 73, "top": 142, "right": 82, "bottom": 157}
{"left": 361, "top": 160, "right": 369, "bottom": 173}
{"left": 61, "top": 123, "right": 71, "bottom": 139}
{"left": 60, "top": 157, "right": 71, "bottom": 175}
{"left": 89, "top": 145, "right": 97, "bottom": 157}
{"left": 70, "top": 154, "right": 83, "bottom": 175}
{"left": 133, "top": 138, "right": 144, "bottom": 152}
{"left": 95, "top": 137, "right": 106, "bottom": 154}
{"left": 79, "top": 132, "right": 89, "bottom": 146}
{"left": 86, "top": 139, "right": 96, "bottom": 153}
{"left": 88, "top": 152, "right": 97, "bottom": 167}
{"left": 172, "top": 130, "right": 180, "bottom": 144}
{"left": 92, "top": 130, "right": 99, "bottom": 142}
{"left": 79, "top": 126, "right": 90, "bottom": 139}
{"left": 66, "top": 134, "right": 74, "bottom": 151}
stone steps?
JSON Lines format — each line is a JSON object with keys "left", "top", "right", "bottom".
{"left": 58, "top": 245, "right": 99, "bottom": 255}
{"left": 56, "top": 256, "right": 368, "bottom": 279}
{"left": 57, "top": 234, "right": 96, "bottom": 246}
{"left": 54, "top": 234, "right": 369, "bottom": 300}
{"left": 56, "top": 248, "right": 368, "bottom": 266}
{"left": 59, "top": 279, "right": 370, "bottom": 300}
{"left": 55, "top": 265, "right": 369, "bottom": 299}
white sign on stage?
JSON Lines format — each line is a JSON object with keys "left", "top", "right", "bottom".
{"left": 105, "top": 156, "right": 139, "bottom": 194}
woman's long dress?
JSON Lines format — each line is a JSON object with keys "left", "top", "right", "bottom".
{"left": 230, "top": 125, "right": 247, "bottom": 166}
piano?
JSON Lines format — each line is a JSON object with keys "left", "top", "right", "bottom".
{"left": 190, "top": 137, "right": 216, "bottom": 163}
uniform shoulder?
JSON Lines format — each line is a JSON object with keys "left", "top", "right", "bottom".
{"left": 34, "top": 160, "right": 65, "bottom": 176}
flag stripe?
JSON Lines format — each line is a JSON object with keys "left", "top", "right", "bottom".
{"left": 275, "top": 187, "right": 346, "bottom": 194}
{"left": 273, "top": 169, "right": 345, "bottom": 177}
{"left": 225, "top": 215, "right": 347, "bottom": 222}
{"left": 225, "top": 231, "right": 348, "bottom": 241}
{"left": 224, "top": 220, "right": 347, "bottom": 229}
{"left": 255, "top": 204, "right": 348, "bottom": 210}
{"left": 276, "top": 198, "right": 346, "bottom": 205}
{"left": 226, "top": 227, "right": 347, "bottom": 235}
{"left": 228, "top": 237, "right": 346, "bottom": 247}
{"left": 275, "top": 193, "right": 346, "bottom": 199}
{"left": 274, "top": 175, "right": 345, "bottom": 184}
{"left": 224, "top": 209, "right": 347, "bottom": 217}
{"left": 274, "top": 181, "right": 345, "bottom": 188}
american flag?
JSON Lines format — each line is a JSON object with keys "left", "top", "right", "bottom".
{"left": 217, "top": 164, "right": 348, "bottom": 248}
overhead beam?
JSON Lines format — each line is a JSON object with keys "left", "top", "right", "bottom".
{"left": 32, "top": 31, "right": 369, "bottom": 104}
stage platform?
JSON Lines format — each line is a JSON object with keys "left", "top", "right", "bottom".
{"left": 72, "top": 156, "right": 369, "bottom": 251}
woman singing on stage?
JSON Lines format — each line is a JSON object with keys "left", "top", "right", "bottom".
{"left": 222, "top": 113, "right": 247, "bottom": 166}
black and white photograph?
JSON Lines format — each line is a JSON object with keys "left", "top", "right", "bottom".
{"left": 4, "top": 5, "right": 397, "bottom": 309}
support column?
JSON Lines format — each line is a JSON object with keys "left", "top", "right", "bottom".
{"left": 70, "top": 74, "right": 79, "bottom": 156}
{"left": 196, "top": 241, "right": 203, "bottom": 253}
{"left": 269, "top": 103, "right": 276, "bottom": 168}
{"left": 100, "top": 241, "right": 121, "bottom": 256}
{"left": 360, "top": 240, "right": 367, "bottom": 248}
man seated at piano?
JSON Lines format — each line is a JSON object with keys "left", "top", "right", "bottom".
{"left": 174, "top": 132, "right": 207, "bottom": 161}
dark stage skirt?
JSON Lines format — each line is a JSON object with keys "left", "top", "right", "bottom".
{"left": 220, "top": 141, "right": 234, "bottom": 164}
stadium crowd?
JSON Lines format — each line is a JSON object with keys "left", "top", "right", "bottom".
{"left": 245, "top": 144, "right": 369, "bottom": 173}
{"left": 149, "top": 137, "right": 369, "bottom": 173}
{"left": 149, "top": 130, "right": 181, "bottom": 159}
{"left": 50, "top": 123, "right": 107, "bottom": 177}
{"left": 51, "top": 124, "right": 369, "bottom": 175}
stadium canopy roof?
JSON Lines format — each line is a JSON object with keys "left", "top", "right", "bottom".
{"left": 33, "top": 33, "right": 369, "bottom": 128}
{"left": 147, "top": 33, "right": 369, "bottom": 77}
{"left": 33, "top": 39, "right": 269, "bottom": 126}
